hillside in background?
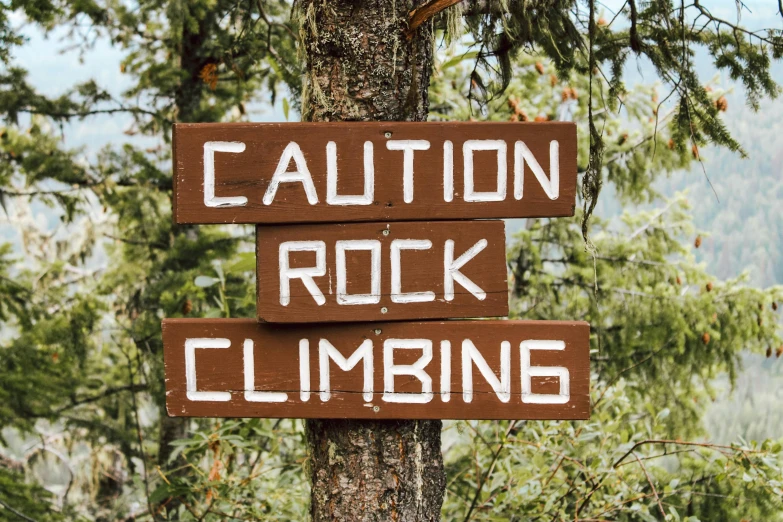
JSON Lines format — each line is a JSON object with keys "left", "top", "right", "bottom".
{"left": 646, "top": 88, "right": 783, "bottom": 442}
{"left": 658, "top": 92, "right": 783, "bottom": 288}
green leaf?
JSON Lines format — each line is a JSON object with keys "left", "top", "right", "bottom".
{"left": 194, "top": 275, "right": 219, "bottom": 287}
{"left": 283, "top": 97, "right": 290, "bottom": 121}
{"left": 441, "top": 51, "right": 479, "bottom": 70}
{"left": 225, "top": 252, "right": 255, "bottom": 274}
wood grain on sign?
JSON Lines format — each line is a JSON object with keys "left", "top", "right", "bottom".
{"left": 172, "top": 122, "right": 577, "bottom": 224}
{"left": 256, "top": 220, "right": 508, "bottom": 323}
{"left": 162, "top": 319, "right": 590, "bottom": 420}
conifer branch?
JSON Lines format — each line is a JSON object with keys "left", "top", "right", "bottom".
{"left": 0, "top": 499, "right": 39, "bottom": 522}
{"left": 54, "top": 384, "right": 149, "bottom": 414}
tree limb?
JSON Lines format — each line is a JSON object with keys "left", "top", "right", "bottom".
{"left": 407, "top": 0, "right": 466, "bottom": 36}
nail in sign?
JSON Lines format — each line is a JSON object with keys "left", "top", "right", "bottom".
{"left": 162, "top": 319, "right": 590, "bottom": 420}
{"left": 256, "top": 221, "right": 508, "bottom": 323}
{"left": 172, "top": 122, "right": 577, "bottom": 224}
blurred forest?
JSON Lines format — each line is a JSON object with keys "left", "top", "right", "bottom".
{"left": 657, "top": 91, "right": 783, "bottom": 447}
{"left": 1, "top": 1, "right": 782, "bottom": 521}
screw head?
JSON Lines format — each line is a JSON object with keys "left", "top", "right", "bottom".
{"left": 382, "top": 229, "right": 390, "bottom": 236}
{"left": 384, "top": 131, "right": 392, "bottom": 138}
{"left": 381, "top": 307, "right": 388, "bottom": 314}
{"left": 374, "top": 329, "right": 382, "bottom": 335}
{"left": 373, "top": 406, "right": 380, "bottom": 412}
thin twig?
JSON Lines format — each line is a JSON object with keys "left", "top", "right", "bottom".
{"left": 612, "top": 439, "right": 758, "bottom": 469}
{"left": 462, "top": 421, "right": 519, "bottom": 522}
{"left": 633, "top": 452, "right": 667, "bottom": 518}
{"left": 0, "top": 499, "right": 39, "bottom": 522}
{"left": 118, "top": 339, "right": 154, "bottom": 520}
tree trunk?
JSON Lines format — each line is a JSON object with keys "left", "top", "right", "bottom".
{"left": 299, "top": 1, "right": 445, "bottom": 520}
{"left": 157, "top": 8, "right": 215, "bottom": 516}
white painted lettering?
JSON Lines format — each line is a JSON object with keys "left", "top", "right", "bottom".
{"left": 319, "top": 339, "right": 373, "bottom": 402}
{"left": 327, "top": 141, "right": 374, "bottom": 205}
{"left": 382, "top": 339, "right": 433, "bottom": 403}
{"left": 462, "top": 340, "right": 511, "bottom": 403}
{"left": 440, "top": 340, "right": 451, "bottom": 402}
{"left": 299, "top": 339, "right": 311, "bottom": 402}
{"left": 243, "top": 339, "right": 288, "bottom": 402}
{"left": 185, "top": 338, "right": 232, "bottom": 402}
{"left": 386, "top": 140, "right": 430, "bottom": 203}
{"left": 203, "top": 142, "right": 247, "bottom": 208}
{"left": 391, "top": 239, "right": 435, "bottom": 303}
{"left": 514, "top": 140, "right": 560, "bottom": 200}
{"left": 443, "top": 140, "right": 454, "bottom": 202}
{"left": 520, "top": 340, "right": 570, "bottom": 403}
{"left": 263, "top": 142, "right": 319, "bottom": 205}
{"left": 336, "top": 240, "right": 381, "bottom": 305}
{"left": 463, "top": 140, "right": 507, "bottom": 202}
{"left": 444, "top": 239, "right": 488, "bottom": 301}
{"left": 279, "top": 241, "right": 326, "bottom": 306}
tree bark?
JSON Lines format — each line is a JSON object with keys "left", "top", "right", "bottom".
{"left": 299, "top": 1, "right": 445, "bottom": 520}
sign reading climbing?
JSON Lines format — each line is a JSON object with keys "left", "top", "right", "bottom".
{"left": 172, "top": 121, "right": 577, "bottom": 224}
{"left": 162, "top": 319, "right": 590, "bottom": 420}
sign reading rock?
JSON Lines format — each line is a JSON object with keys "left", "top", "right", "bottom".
{"left": 172, "top": 122, "right": 577, "bottom": 224}
{"left": 256, "top": 220, "right": 508, "bottom": 323}
{"left": 163, "top": 319, "right": 590, "bottom": 420}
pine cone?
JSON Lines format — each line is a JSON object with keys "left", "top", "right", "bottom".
{"left": 702, "top": 332, "right": 710, "bottom": 345}
{"left": 183, "top": 299, "right": 193, "bottom": 315}
{"left": 715, "top": 96, "right": 728, "bottom": 112}
{"left": 535, "top": 62, "right": 545, "bottom": 75}
{"left": 694, "top": 235, "right": 702, "bottom": 248}
{"left": 705, "top": 282, "right": 713, "bottom": 292}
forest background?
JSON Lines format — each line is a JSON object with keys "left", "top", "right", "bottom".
{"left": 1, "top": 0, "right": 783, "bottom": 520}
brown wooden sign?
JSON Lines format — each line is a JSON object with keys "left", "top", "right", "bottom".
{"left": 256, "top": 220, "right": 508, "bottom": 323}
{"left": 172, "top": 122, "right": 576, "bottom": 224}
{"left": 162, "top": 319, "right": 589, "bottom": 420}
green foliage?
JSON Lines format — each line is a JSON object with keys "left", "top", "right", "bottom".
{"left": 443, "top": 386, "right": 783, "bottom": 521}
{"left": 0, "top": 466, "right": 66, "bottom": 521}
{"left": 150, "top": 420, "right": 308, "bottom": 520}
{"left": 0, "top": 1, "right": 781, "bottom": 520}
{"left": 440, "top": 0, "right": 783, "bottom": 229}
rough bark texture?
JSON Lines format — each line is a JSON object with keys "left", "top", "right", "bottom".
{"left": 300, "top": 1, "right": 445, "bottom": 520}
{"left": 300, "top": 0, "right": 432, "bottom": 123}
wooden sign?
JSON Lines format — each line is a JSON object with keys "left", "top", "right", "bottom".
{"left": 172, "top": 122, "right": 577, "bottom": 224}
{"left": 256, "top": 220, "right": 508, "bottom": 323}
{"left": 162, "top": 319, "right": 589, "bottom": 420}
